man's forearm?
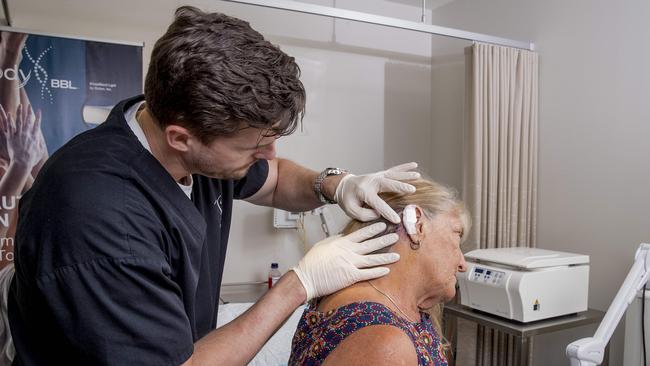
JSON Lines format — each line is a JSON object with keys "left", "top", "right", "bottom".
{"left": 189, "top": 271, "right": 306, "bottom": 366}
{"left": 270, "top": 159, "right": 344, "bottom": 212}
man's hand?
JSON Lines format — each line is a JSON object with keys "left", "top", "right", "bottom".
{"left": 292, "top": 222, "right": 400, "bottom": 301}
{"left": 334, "top": 162, "right": 420, "bottom": 223}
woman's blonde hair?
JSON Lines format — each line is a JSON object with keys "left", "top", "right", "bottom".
{"left": 341, "top": 177, "right": 470, "bottom": 247}
{"left": 340, "top": 177, "right": 470, "bottom": 354}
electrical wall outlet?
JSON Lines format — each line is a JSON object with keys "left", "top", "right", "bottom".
{"left": 273, "top": 208, "right": 301, "bottom": 229}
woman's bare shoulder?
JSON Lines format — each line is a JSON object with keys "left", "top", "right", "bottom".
{"left": 323, "top": 324, "right": 418, "bottom": 366}
{"left": 317, "top": 282, "right": 381, "bottom": 313}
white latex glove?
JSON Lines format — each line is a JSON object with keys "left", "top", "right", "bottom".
{"left": 334, "top": 162, "right": 421, "bottom": 223}
{"left": 292, "top": 223, "right": 400, "bottom": 301}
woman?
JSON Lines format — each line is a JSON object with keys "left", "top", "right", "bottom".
{"left": 289, "top": 178, "right": 469, "bottom": 365}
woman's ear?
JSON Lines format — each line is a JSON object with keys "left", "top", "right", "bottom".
{"left": 403, "top": 205, "right": 424, "bottom": 248}
{"left": 413, "top": 206, "right": 425, "bottom": 236}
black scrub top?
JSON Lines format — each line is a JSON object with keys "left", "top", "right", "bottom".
{"left": 8, "top": 96, "right": 269, "bottom": 365}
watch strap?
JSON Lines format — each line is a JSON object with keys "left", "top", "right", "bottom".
{"left": 314, "top": 167, "right": 347, "bottom": 204}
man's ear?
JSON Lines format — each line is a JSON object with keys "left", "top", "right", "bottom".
{"left": 165, "top": 125, "right": 192, "bottom": 152}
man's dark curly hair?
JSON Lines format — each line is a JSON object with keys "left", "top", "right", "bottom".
{"left": 145, "top": 6, "right": 306, "bottom": 143}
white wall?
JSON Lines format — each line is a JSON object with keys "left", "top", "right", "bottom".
{"left": 6, "top": 0, "right": 453, "bottom": 285}
{"left": 428, "top": 1, "right": 650, "bottom": 365}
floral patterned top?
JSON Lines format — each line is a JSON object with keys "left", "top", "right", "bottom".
{"left": 289, "top": 300, "right": 448, "bottom": 366}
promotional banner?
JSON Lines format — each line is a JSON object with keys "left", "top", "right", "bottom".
{"left": 0, "top": 29, "right": 143, "bottom": 269}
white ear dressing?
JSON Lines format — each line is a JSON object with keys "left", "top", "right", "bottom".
{"left": 402, "top": 204, "right": 417, "bottom": 234}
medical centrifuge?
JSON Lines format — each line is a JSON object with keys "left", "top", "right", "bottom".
{"left": 456, "top": 247, "right": 589, "bottom": 322}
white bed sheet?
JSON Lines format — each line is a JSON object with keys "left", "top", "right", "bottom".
{"left": 217, "top": 302, "right": 305, "bottom": 366}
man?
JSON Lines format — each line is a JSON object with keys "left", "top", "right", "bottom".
{"left": 8, "top": 6, "right": 420, "bottom": 365}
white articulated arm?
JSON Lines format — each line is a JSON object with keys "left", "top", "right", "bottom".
{"left": 566, "top": 243, "right": 650, "bottom": 366}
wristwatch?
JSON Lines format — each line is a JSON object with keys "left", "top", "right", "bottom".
{"left": 313, "top": 167, "right": 348, "bottom": 204}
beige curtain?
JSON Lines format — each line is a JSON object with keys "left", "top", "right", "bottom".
{"left": 454, "top": 42, "right": 539, "bottom": 366}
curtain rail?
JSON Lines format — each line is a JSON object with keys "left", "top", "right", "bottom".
{"left": 222, "top": 0, "right": 535, "bottom": 51}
